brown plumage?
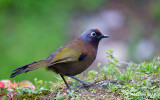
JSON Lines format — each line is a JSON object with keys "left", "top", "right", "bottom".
{"left": 10, "top": 29, "right": 109, "bottom": 89}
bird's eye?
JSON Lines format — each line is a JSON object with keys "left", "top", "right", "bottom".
{"left": 90, "top": 32, "right": 97, "bottom": 37}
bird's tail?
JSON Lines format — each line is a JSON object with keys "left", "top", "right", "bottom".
{"left": 10, "top": 60, "right": 48, "bottom": 78}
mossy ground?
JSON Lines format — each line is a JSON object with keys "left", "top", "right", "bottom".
{"left": 1, "top": 50, "right": 160, "bottom": 100}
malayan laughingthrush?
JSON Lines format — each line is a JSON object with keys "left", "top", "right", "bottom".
{"left": 10, "top": 29, "right": 109, "bottom": 89}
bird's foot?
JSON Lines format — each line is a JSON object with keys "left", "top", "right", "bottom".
{"left": 79, "top": 82, "right": 94, "bottom": 88}
{"left": 60, "top": 75, "right": 71, "bottom": 90}
{"left": 83, "top": 82, "right": 94, "bottom": 86}
{"left": 62, "top": 85, "right": 70, "bottom": 90}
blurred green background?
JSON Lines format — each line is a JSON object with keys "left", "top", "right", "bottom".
{"left": 0, "top": 0, "right": 105, "bottom": 83}
{"left": 1, "top": 0, "right": 160, "bottom": 84}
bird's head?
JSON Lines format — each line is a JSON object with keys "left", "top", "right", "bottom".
{"left": 79, "top": 29, "right": 109, "bottom": 47}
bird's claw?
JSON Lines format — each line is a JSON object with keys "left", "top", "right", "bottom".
{"left": 62, "top": 85, "right": 70, "bottom": 90}
{"left": 83, "top": 82, "right": 94, "bottom": 86}
{"left": 79, "top": 82, "right": 94, "bottom": 88}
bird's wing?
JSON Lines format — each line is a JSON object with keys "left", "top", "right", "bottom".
{"left": 48, "top": 48, "right": 87, "bottom": 66}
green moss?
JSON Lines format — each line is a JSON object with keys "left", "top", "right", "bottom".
{"left": 1, "top": 49, "right": 160, "bottom": 99}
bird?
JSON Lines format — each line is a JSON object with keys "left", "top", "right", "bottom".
{"left": 10, "top": 29, "right": 109, "bottom": 89}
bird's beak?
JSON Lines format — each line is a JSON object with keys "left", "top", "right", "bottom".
{"left": 101, "top": 35, "right": 109, "bottom": 38}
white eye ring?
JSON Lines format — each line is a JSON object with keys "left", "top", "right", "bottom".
{"left": 90, "top": 32, "right": 96, "bottom": 37}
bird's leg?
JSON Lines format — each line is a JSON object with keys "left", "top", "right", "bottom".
{"left": 60, "top": 74, "right": 70, "bottom": 89}
{"left": 69, "top": 76, "right": 93, "bottom": 86}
